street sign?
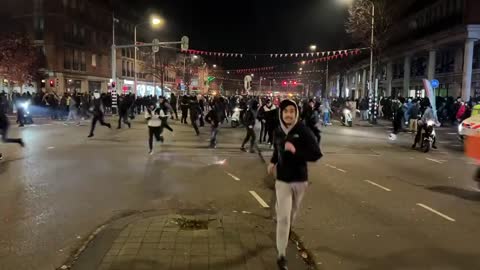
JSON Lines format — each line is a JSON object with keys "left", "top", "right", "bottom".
{"left": 152, "top": 39, "right": 160, "bottom": 53}
{"left": 181, "top": 36, "right": 189, "bottom": 52}
{"left": 431, "top": 79, "right": 439, "bottom": 88}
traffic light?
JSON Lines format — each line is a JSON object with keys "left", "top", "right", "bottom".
{"left": 49, "top": 79, "right": 55, "bottom": 87}
{"left": 282, "top": 81, "right": 287, "bottom": 86}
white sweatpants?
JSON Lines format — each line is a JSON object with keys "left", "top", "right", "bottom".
{"left": 275, "top": 180, "right": 308, "bottom": 257}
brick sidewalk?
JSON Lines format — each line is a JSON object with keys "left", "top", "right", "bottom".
{"left": 68, "top": 211, "right": 312, "bottom": 270}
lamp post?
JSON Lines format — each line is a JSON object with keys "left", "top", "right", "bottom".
{"left": 340, "top": 0, "right": 375, "bottom": 123}
{"left": 134, "top": 17, "right": 163, "bottom": 96}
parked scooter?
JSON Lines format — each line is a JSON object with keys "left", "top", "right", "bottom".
{"left": 231, "top": 107, "right": 242, "bottom": 128}
{"left": 341, "top": 108, "right": 353, "bottom": 127}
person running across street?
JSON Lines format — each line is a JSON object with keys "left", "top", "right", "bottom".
{"left": 87, "top": 91, "right": 111, "bottom": 138}
{"left": 189, "top": 95, "right": 201, "bottom": 135}
{"left": 240, "top": 100, "right": 258, "bottom": 153}
{"left": 267, "top": 99, "right": 322, "bottom": 270}
{"left": 145, "top": 102, "right": 164, "bottom": 155}
{"left": 0, "top": 98, "right": 25, "bottom": 160}
{"left": 117, "top": 94, "right": 132, "bottom": 129}
{"left": 169, "top": 93, "right": 179, "bottom": 120}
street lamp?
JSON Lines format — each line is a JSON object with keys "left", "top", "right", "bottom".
{"left": 309, "top": 44, "right": 317, "bottom": 52}
{"left": 134, "top": 16, "right": 164, "bottom": 96}
{"left": 213, "top": 64, "right": 217, "bottom": 68}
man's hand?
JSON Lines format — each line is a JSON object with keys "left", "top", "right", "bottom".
{"left": 267, "top": 163, "right": 276, "bottom": 175}
{"left": 285, "top": 142, "right": 296, "bottom": 154}
{"left": 248, "top": 125, "right": 253, "bottom": 129}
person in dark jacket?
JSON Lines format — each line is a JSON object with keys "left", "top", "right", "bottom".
{"left": 189, "top": 95, "right": 201, "bottom": 135}
{"left": 88, "top": 91, "right": 111, "bottom": 138}
{"left": 180, "top": 95, "right": 189, "bottom": 124}
{"left": 263, "top": 99, "right": 277, "bottom": 145}
{"left": 117, "top": 94, "right": 132, "bottom": 129}
{"left": 158, "top": 96, "right": 174, "bottom": 133}
{"left": 169, "top": 93, "right": 179, "bottom": 120}
{"left": 267, "top": 99, "right": 322, "bottom": 270}
{"left": 302, "top": 99, "right": 321, "bottom": 144}
{"left": 240, "top": 100, "right": 258, "bottom": 153}
{"left": 0, "top": 98, "right": 25, "bottom": 160}
{"left": 205, "top": 97, "right": 223, "bottom": 148}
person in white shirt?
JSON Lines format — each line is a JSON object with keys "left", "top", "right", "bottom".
{"left": 145, "top": 103, "right": 165, "bottom": 155}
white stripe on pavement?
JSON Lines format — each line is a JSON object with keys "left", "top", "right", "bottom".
{"left": 416, "top": 203, "right": 456, "bottom": 222}
{"left": 249, "top": 191, "right": 270, "bottom": 208}
{"left": 447, "top": 133, "right": 457, "bottom": 135}
{"left": 364, "top": 180, "right": 392, "bottom": 191}
{"left": 325, "top": 164, "right": 347, "bottom": 173}
{"left": 226, "top": 172, "right": 240, "bottom": 181}
{"left": 426, "top": 158, "right": 444, "bottom": 164}
{"left": 47, "top": 146, "right": 55, "bottom": 150}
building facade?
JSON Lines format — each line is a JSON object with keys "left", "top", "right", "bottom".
{"left": 328, "top": 0, "right": 480, "bottom": 101}
{"left": 0, "top": 0, "right": 195, "bottom": 97}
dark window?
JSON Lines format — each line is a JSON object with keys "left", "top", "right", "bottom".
{"left": 473, "top": 43, "right": 480, "bottom": 69}
{"left": 80, "top": 27, "right": 85, "bottom": 39}
{"left": 73, "top": 50, "right": 79, "bottom": 70}
{"left": 122, "top": 60, "right": 126, "bottom": 76}
{"left": 81, "top": 52, "right": 86, "bottom": 71}
{"left": 34, "top": 16, "right": 44, "bottom": 40}
{"left": 63, "top": 0, "right": 68, "bottom": 8}
{"left": 64, "top": 48, "right": 72, "bottom": 70}
{"left": 71, "top": 0, "right": 76, "bottom": 9}
{"left": 92, "top": 31, "right": 96, "bottom": 44}
{"left": 73, "top": 24, "right": 78, "bottom": 37}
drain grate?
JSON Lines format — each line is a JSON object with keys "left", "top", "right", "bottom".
{"left": 172, "top": 217, "right": 209, "bottom": 230}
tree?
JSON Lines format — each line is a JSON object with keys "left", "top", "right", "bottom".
{"left": 0, "top": 32, "right": 41, "bottom": 85}
{"left": 345, "top": 0, "right": 392, "bottom": 75}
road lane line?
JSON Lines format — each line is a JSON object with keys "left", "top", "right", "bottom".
{"left": 249, "top": 191, "right": 270, "bottom": 208}
{"left": 364, "top": 180, "right": 391, "bottom": 191}
{"left": 47, "top": 146, "right": 55, "bottom": 150}
{"left": 447, "top": 133, "right": 457, "bottom": 135}
{"left": 325, "top": 164, "right": 347, "bottom": 173}
{"left": 416, "top": 203, "right": 456, "bottom": 222}
{"left": 226, "top": 172, "right": 240, "bottom": 181}
{"left": 426, "top": 158, "right": 444, "bottom": 164}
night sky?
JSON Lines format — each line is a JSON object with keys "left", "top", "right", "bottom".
{"left": 122, "top": 0, "right": 351, "bottom": 69}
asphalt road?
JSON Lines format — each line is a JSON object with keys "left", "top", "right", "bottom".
{"left": 0, "top": 116, "right": 478, "bottom": 270}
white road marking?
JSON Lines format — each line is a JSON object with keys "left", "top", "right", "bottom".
{"left": 226, "top": 172, "right": 240, "bottom": 181}
{"left": 47, "top": 146, "right": 55, "bottom": 150}
{"left": 416, "top": 203, "right": 456, "bottom": 222}
{"left": 447, "top": 133, "right": 457, "bottom": 135}
{"left": 249, "top": 191, "right": 270, "bottom": 208}
{"left": 437, "top": 141, "right": 448, "bottom": 144}
{"left": 364, "top": 180, "right": 392, "bottom": 192}
{"left": 452, "top": 144, "right": 462, "bottom": 147}
{"left": 325, "top": 164, "right": 347, "bottom": 173}
{"left": 426, "top": 158, "right": 444, "bottom": 164}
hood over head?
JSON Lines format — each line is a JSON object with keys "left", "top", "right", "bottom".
{"left": 279, "top": 99, "right": 299, "bottom": 135}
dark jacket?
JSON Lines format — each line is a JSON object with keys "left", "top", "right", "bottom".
{"left": 243, "top": 108, "right": 257, "bottom": 127}
{"left": 271, "top": 122, "right": 322, "bottom": 183}
{"left": 271, "top": 100, "right": 322, "bottom": 183}
{"left": 205, "top": 107, "right": 220, "bottom": 128}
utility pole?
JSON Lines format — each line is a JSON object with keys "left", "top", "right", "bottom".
{"left": 325, "top": 60, "right": 329, "bottom": 97}
{"left": 153, "top": 52, "right": 156, "bottom": 95}
{"left": 369, "top": 3, "right": 376, "bottom": 124}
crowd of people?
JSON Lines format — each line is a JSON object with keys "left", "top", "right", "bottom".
{"left": 2, "top": 89, "right": 480, "bottom": 269}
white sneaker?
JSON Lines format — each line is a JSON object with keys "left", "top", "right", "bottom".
{"left": 0, "top": 153, "right": 3, "bottom": 160}
{"left": 149, "top": 150, "right": 154, "bottom": 155}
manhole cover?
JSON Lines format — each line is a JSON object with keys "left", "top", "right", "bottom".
{"left": 172, "top": 217, "right": 209, "bottom": 230}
